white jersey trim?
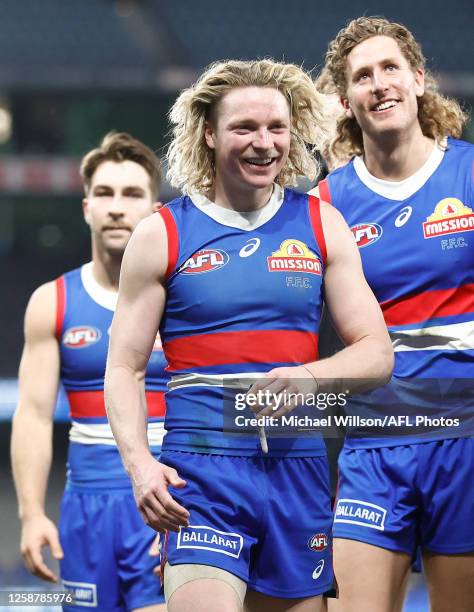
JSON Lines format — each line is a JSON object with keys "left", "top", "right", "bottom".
{"left": 69, "top": 420, "right": 165, "bottom": 447}
{"left": 353, "top": 141, "right": 445, "bottom": 201}
{"left": 168, "top": 371, "right": 265, "bottom": 391}
{"left": 81, "top": 262, "right": 117, "bottom": 311}
{"left": 190, "top": 184, "right": 284, "bottom": 231}
{"left": 391, "top": 320, "right": 474, "bottom": 352}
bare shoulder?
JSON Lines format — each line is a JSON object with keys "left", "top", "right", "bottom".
{"left": 24, "top": 281, "right": 57, "bottom": 341}
{"left": 121, "top": 211, "right": 169, "bottom": 283}
{"left": 320, "top": 202, "right": 358, "bottom": 264}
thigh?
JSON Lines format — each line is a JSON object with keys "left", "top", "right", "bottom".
{"left": 424, "top": 551, "right": 474, "bottom": 612}
{"left": 420, "top": 438, "right": 474, "bottom": 553}
{"left": 160, "top": 451, "right": 261, "bottom": 584}
{"left": 331, "top": 539, "right": 410, "bottom": 612}
{"left": 333, "top": 446, "right": 418, "bottom": 554}
{"left": 117, "top": 491, "right": 165, "bottom": 611}
{"left": 249, "top": 456, "right": 333, "bottom": 599}
{"left": 245, "top": 589, "right": 323, "bottom": 612}
{"left": 59, "top": 489, "right": 123, "bottom": 611}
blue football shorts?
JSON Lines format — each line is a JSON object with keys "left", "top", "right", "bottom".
{"left": 59, "top": 486, "right": 165, "bottom": 610}
{"left": 160, "top": 451, "right": 334, "bottom": 599}
{"left": 333, "top": 437, "right": 474, "bottom": 554}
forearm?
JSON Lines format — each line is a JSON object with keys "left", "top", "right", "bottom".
{"left": 105, "top": 363, "right": 153, "bottom": 476}
{"left": 11, "top": 410, "right": 53, "bottom": 521}
{"left": 305, "top": 334, "right": 393, "bottom": 392}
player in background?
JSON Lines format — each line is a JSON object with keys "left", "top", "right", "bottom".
{"left": 11, "top": 132, "right": 167, "bottom": 611}
{"left": 105, "top": 59, "right": 393, "bottom": 612}
{"left": 312, "top": 16, "right": 474, "bottom": 612}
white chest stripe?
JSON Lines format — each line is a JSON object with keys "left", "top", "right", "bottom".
{"left": 69, "top": 420, "right": 165, "bottom": 446}
{"left": 391, "top": 320, "right": 474, "bottom": 352}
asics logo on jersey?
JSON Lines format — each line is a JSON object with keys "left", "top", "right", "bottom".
{"left": 180, "top": 249, "right": 229, "bottom": 274}
{"left": 63, "top": 326, "right": 101, "bottom": 349}
{"left": 239, "top": 237, "right": 261, "bottom": 258}
{"left": 308, "top": 533, "right": 328, "bottom": 552}
{"left": 312, "top": 560, "right": 325, "bottom": 580}
{"left": 395, "top": 206, "right": 413, "bottom": 227}
{"left": 423, "top": 198, "right": 474, "bottom": 239}
{"left": 351, "top": 223, "right": 383, "bottom": 248}
{"left": 267, "top": 239, "right": 321, "bottom": 275}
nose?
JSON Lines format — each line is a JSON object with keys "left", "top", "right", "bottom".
{"left": 108, "top": 195, "right": 125, "bottom": 218}
{"left": 253, "top": 127, "right": 271, "bottom": 150}
{"left": 372, "top": 69, "right": 389, "bottom": 95}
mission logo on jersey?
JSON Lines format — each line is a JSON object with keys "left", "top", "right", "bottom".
{"left": 350, "top": 223, "right": 383, "bottom": 248}
{"left": 267, "top": 239, "right": 321, "bottom": 275}
{"left": 63, "top": 326, "right": 101, "bottom": 348}
{"left": 423, "top": 197, "right": 474, "bottom": 239}
{"left": 180, "top": 249, "right": 230, "bottom": 274}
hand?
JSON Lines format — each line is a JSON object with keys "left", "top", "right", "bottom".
{"left": 247, "top": 365, "right": 318, "bottom": 418}
{"left": 20, "top": 515, "right": 63, "bottom": 583}
{"left": 131, "top": 456, "right": 190, "bottom": 533}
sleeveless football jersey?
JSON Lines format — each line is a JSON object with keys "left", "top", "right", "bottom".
{"left": 158, "top": 186, "right": 327, "bottom": 456}
{"left": 56, "top": 263, "right": 168, "bottom": 486}
{"left": 323, "top": 138, "right": 474, "bottom": 446}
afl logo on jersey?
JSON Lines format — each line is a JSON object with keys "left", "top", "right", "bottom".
{"left": 267, "top": 239, "right": 321, "bottom": 275}
{"left": 423, "top": 198, "right": 474, "bottom": 239}
{"left": 308, "top": 533, "right": 328, "bottom": 552}
{"left": 180, "top": 249, "right": 229, "bottom": 274}
{"left": 62, "top": 326, "right": 101, "bottom": 348}
{"left": 351, "top": 223, "right": 383, "bottom": 248}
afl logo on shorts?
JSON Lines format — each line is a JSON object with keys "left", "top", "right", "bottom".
{"left": 351, "top": 223, "right": 383, "bottom": 248}
{"left": 62, "top": 326, "right": 101, "bottom": 348}
{"left": 180, "top": 249, "right": 229, "bottom": 274}
{"left": 308, "top": 533, "right": 328, "bottom": 552}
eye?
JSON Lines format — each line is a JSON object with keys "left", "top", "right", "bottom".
{"left": 385, "top": 64, "right": 397, "bottom": 72}
{"left": 356, "top": 72, "right": 369, "bottom": 83}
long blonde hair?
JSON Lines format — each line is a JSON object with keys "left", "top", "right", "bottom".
{"left": 167, "top": 59, "right": 332, "bottom": 193}
{"left": 324, "top": 17, "right": 468, "bottom": 161}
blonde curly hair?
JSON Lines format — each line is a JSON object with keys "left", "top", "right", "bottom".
{"left": 324, "top": 16, "right": 468, "bottom": 161}
{"left": 166, "top": 59, "right": 332, "bottom": 193}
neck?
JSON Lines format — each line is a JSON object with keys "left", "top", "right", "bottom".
{"left": 210, "top": 179, "right": 274, "bottom": 212}
{"left": 362, "top": 125, "right": 435, "bottom": 181}
{"left": 90, "top": 243, "right": 123, "bottom": 291}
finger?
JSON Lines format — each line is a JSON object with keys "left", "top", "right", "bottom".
{"left": 48, "top": 532, "right": 64, "bottom": 560}
{"left": 247, "top": 375, "right": 275, "bottom": 395}
{"left": 140, "top": 500, "right": 185, "bottom": 532}
{"left": 26, "top": 547, "right": 58, "bottom": 583}
{"left": 149, "top": 535, "right": 161, "bottom": 557}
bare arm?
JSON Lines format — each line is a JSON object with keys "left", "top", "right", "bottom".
{"left": 105, "top": 213, "right": 189, "bottom": 532}
{"left": 10, "top": 282, "right": 63, "bottom": 582}
{"left": 251, "top": 203, "right": 393, "bottom": 415}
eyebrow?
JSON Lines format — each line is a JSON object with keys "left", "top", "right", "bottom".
{"left": 92, "top": 184, "right": 146, "bottom": 193}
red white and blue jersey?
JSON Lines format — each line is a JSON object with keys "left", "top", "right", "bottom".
{"left": 56, "top": 263, "right": 168, "bottom": 486}
{"left": 158, "top": 186, "right": 327, "bottom": 456}
{"left": 323, "top": 138, "right": 474, "bottom": 446}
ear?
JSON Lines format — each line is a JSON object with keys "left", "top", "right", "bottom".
{"left": 82, "top": 198, "right": 91, "bottom": 225}
{"left": 341, "top": 96, "right": 353, "bottom": 119}
{"left": 414, "top": 67, "right": 425, "bottom": 98}
{"left": 204, "top": 120, "right": 216, "bottom": 149}
{"left": 152, "top": 201, "right": 163, "bottom": 212}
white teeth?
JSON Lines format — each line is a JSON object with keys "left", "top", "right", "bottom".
{"left": 375, "top": 101, "right": 397, "bottom": 111}
{"left": 245, "top": 158, "right": 273, "bottom": 166}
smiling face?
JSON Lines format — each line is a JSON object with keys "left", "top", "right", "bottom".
{"left": 204, "top": 86, "right": 291, "bottom": 204}
{"left": 83, "top": 160, "right": 156, "bottom": 256}
{"left": 343, "top": 35, "right": 424, "bottom": 143}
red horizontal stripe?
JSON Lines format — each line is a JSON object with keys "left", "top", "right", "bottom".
{"left": 68, "top": 390, "right": 166, "bottom": 418}
{"left": 164, "top": 330, "right": 319, "bottom": 370}
{"left": 381, "top": 284, "right": 474, "bottom": 327}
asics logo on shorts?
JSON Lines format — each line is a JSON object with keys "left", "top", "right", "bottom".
{"left": 334, "top": 499, "right": 387, "bottom": 531}
{"left": 177, "top": 525, "right": 243, "bottom": 559}
{"left": 312, "top": 560, "right": 325, "bottom": 580}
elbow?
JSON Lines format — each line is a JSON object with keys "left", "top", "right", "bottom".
{"left": 378, "top": 338, "right": 394, "bottom": 385}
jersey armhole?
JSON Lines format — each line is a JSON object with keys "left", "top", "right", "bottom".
{"left": 157, "top": 207, "right": 179, "bottom": 281}
{"left": 55, "top": 276, "right": 66, "bottom": 340}
{"left": 318, "top": 177, "right": 331, "bottom": 204}
{"left": 308, "top": 195, "right": 327, "bottom": 268}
